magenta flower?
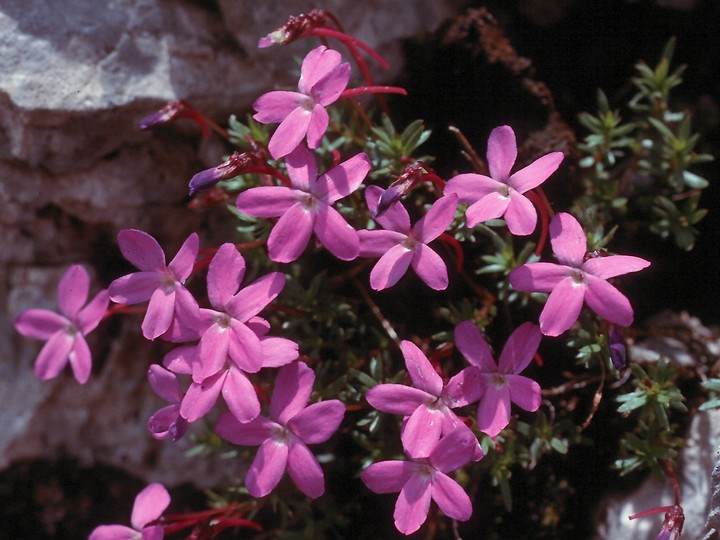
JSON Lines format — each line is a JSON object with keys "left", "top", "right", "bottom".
{"left": 361, "top": 426, "right": 476, "bottom": 535}
{"left": 15, "top": 265, "right": 109, "bottom": 384}
{"left": 236, "top": 144, "right": 369, "bottom": 263}
{"left": 366, "top": 340, "right": 482, "bottom": 458}
{"left": 445, "top": 125, "right": 564, "bottom": 235}
{"left": 358, "top": 186, "right": 458, "bottom": 291}
{"left": 147, "top": 365, "right": 188, "bottom": 442}
{"left": 89, "top": 482, "right": 170, "bottom": 540}
{"left": 455, "top": 321, "right": 542, "bottom": 437}
{"left": 108, "top": 230, "right": 199, "bottom": 341}
{"left": 215, "top": 362, "right": 345, "bottom": 499}
{"left": 509, "top": 212, "right": 651, "bottom": 336}
{"left": 253, "top": 45, "right": 350, "bottom": 159}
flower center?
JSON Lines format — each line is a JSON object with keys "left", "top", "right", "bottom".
{"left": 401, "top": 235, "right": 416, "bottom": 251}
{"left": 161, "top": 273, "right": 177, "bottom": 294}
{"left": 498, "top": 184, "right": 511, "bottom": 198}
{"left": 215, "top": 312, "right": 232, "bottom": 329}
{"left": 571, "top": 269, "right": 586, "bottom": 286}
{"left": 299, "top": 94, "right": 315, "bottom": 111}
{"left": 490, "top": 373, "right": 508, "bottom": 388}
{"left": 64, "top": 322, "right": 78, "bottom": 337}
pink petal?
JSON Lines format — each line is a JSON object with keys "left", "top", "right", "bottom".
{"left": 366, "top": 384, "right": 431, "bottom": 415}
{"left": 298, "top": 46, "right": 342, "bottom": 94}
{"left": 411, "top": 244, "right": 449, "bottom": 290}
{"left": 313, "top": 204, "right": 359, "bottom": 261}
{"left": 15, "top": 309, "right": 67, "bottom": 339}
{"left": 57, "top": 265, "right": 89, "bottom": 318}
{"left": 108, "top": 272, "right": 162, "bottom": 304}
{"left": 76, "top": 290, "right": 110, "bottom": 334}
{"left": 361, "top": 460, "right": 416, "bottom": 494}
{"left": 180, "top": 371, "right": 226, "bottom": 422}
{"left": 507, "top": 151, "right": 564, "bottom": 193}
{"left": 162, "top": 286, "right": 201, "bottom": 342}
{"left": 539, "top": 277, "right": 585, "bottom": 336}
{"left": 306, "top": 103, "right": 329, "bottom": 149}
{"left": 142, "top": 288, "right": 176, "bottom": 341}
{"left": 270, "top": 361, "right": 314, "bottom": 425}
{"left": 358, "top": 229, "right": 406, "bottom": 257}
{"left": 195, "top": 323, "right": 229, "bottom": 381}
{"left": 431, "top": 472, "right": 472, "bottom": 521}
{"left": 504, "top": 192, "right": 537, "bottom": 236}
{"left": 215, "top": 412, "right": 276, "bottom": 446}
{"left": 288, "top": 400, "right": 345, "bottom": 444}
{"left": 223, "top": 368, "right": 261, "bottom": 423}
{"left": 476, "top": 385, "right": 511, "bottom": 437}
{"left": 268, "top": 106, "right": 312, "bottom": 159}
{"left": 443, "top": 366, "right": 484, "bottom": 407}
{"left": 141, "top": 525, "right": 164, "bottom": 540}
{"left": 68, "top": 335, "right": 92, "bottom": 384}
{"left": 401, "top": 340, "right": 443, "bottom": 395}
{"left": 584, "top": 274, "right": 635, "bottom": 327}
{"left": 465, "top": 191, "right": 510, "bottom": 228}
{"left": 148, "top": 365, "right": 183, "bottom": 403}
{"left": 507, "top": 375, "right": 541, "bottom": 411}
{"left": 444, "top": 173, "right": 498, "bottom": 204}
{"left": 235, "top": 186, "right": 299, "bottom": 218}
{"left": 498, "top": 322, "right": 542, "bottom": 374}
{"left": 365, "top": 185, "right": 411, "bottom": 232}
{"left": 207, "top": 244, "right": 245, "bottom": 308}
{"left": 287, "top": 442, "right": 325, "bottom": 498}
{"left": 168, "top": 232, "right": 199, "bottom": 282}
{"left": 267, "top": 203, "right": 314, "bottom": 263}
{"left": 314, "top": 153, "right": 370, "bottom": 203}
{"left": 401, "top": 405, "right": 443, "bottom": 458}
{"left": 285, "top": 144, "right": 317, "bottom": 192}
{"left": 89, "top": 524, "right": 137, "bottom": 539}
{"left": 227, "top": 272, "right": 285, "bottom": 322}
{"left": 508, "top": 262, "right": 571, "bottom": 293}
{"left": 260, "top": 336, "right": 299, "bottom": 367}
{"left": 163, "top": 344, "right": 196, "bottom": 375}
{"left": 369, "top": 244, "right": 413, "bottom": 290}
{"left": 582, "top": 254, "right": 651, "bottom": 279}
{"left": 253, "top": 91, "right": 304, "bottom": 123}
{"left": 454, "top": 321, "right": 496, "bottom": 371}
{"left": 34, "top": 331, "right": 73, "bottom": 380}
{"left": 549, "top": 212, "right": 586, "bottom": 266}
{"left": 227, "top": 319, "right": 263, "bottom": 373}
{"left": 311, "top": 62, "right": 351, "bottom": 106}
{"left": 487, "top": 125, "right": 517, "bottom": 180}
{"left": 117, "top": 229, "right": 166, "bottom": 272}
{"left": 147, "top": 404, "right": 185, "bottom": 441}
{"left": 245, "top": 438, "right": 289, "bottom": 497}
{"left": 394, "top": 472, "right": 432, "bottom": 535}
{"left": 131, "top": 483, "right": 170, "bottom": 530}
{"left": 428, "top": 424, "right": 478, "bottom": 472}
{"left": 412, "top": 194, "right": 458, "bottom": 243}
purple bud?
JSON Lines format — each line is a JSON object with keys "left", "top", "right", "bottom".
{"left": 609, "top": 325, "right": 627, "bottom": 370}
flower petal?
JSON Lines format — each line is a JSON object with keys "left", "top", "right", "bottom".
{"left": 311, "top": 62, "right": 351, "bottom": 106}
{"left": 285, "top": 143, "right": 317, "bottom": 192}
{"left": 131, "top": 483, "right": 170, "bottom": 530}
{"left": 268, "top": 106, "right": 312, "bottom": 159}
{"left": 89, "top": 524, "right": 137, "bottom": 539}
{"left": 411, "top": 244, "right": 449, "bottom": 290}
{"left": 306, "top": 103, "right": 329, "bottom": 149}
{"left": 401, "top": 340, "right": 443, "bottom": 395}
{"left": 147, "top": 404, "right": 186, "bottom": 441}
{"left": 582, "top": 255, "right": 651, "bottom": 280}
{"left": 487, "top": 125, "right": 517, "bottom": 181}
{"left": 148, "top": 364, "right": 183, "bottom": 403}
{"left": 476, "top": 385, "right": 511, "bottom": 437}
{"left": 428, "top": 424, "right": 477, "bottom": 472}
{"left": 288, "top": 400, "right": 345, "bottom": 444}
{"left": 117, "top": 229, "right": 166, "bottom": 272}
{"left": 235, "top": 186, "right": 299, "bottom": 218}
{"left": 180, "top": 371, "right": 226, "bottom": 422}
{"left": 76, "top": 290, "right": 110, "bottom": 335}
{"left": 509, "top": 262, "right": 572, "bottom": 293}
{"left": 68, "top": 335, "right": 92, "bottom": 384}
{"left": 361, "top": 460, "right": 416, "bottom": 494}
{"left": 358, "top": 229, "right": 406, "bottom": 257}
{"left": 539, "top": 277, "right": 585, "bottom": 337}
{"left": 464, "top": 191, "right": 510, "bottom": 228}
{"left": 108, "top": 272, "right": 163, "bottom": 304}
{"left": 266, "top": 202, "right": 314, "bottom": 263}
{"left": 142, "top": 288, "right": 175, "bottom": 341}
{"left": 498, "top": 322, "right": 542, "bottom": 374}
{"left": 195, "top": 323, "right": 229, "bottom": 381}
{"left": 253, "top": 91, "right": 303, "bottom": 123}
{"left": 507, "top": 375, "right": 541, "bottom": 411}
{"left": 287, "top": 442, "right": 325, "bottom": 498}
{"left": 584, "top": 274, "right": 635, "bottom": 327}
{"left": 364, "top": 185, "right": 411, "bottom": 232}
{"left": 412, "top": 195, "right": 457, "bottom": 243}
{"left": 401, "top": 405, "right": 443, "bottom": 459}
{"left": 215, "top": 412, "right": 276, "bottom": 446}
{"left": 366, "top": 384, "right": 430, "bottom": 415}
{"left": 227, "top": 272, "right": 285, "bottom": 322}
{"left": 443, "top": 366, "right": 484, "bottom": 407}
{"left": 223, "top": 368, "right": 261, "bottom": 423}
{"left": 57, "top": 265, "right": 89, "bottom": 318}
{"left": 454, "top": 321, "right": 496, "bottom": 371}
{"left": 270, "top": 362, "right": 314, "bottom": 425}
{"left": 394, "top": 472, "right": 432, "bottom": 535}
{"left": 168, "top": 232, "right": 199, "bottom": 282}
{"left": 260, "top": 336, "right": 299, "bottom": 368}
{"left": 298, "top": 46, "right": 342, "bottom": 94}
{"left": 15, "top": 309, "right": 67, "bottom": 339}
{"left": 34, "top": 331, "right": 73, "bottom": 380}
{"left": 207, "top": 244, "right": 245, "bottom": 309}
{"left": 369, "top": 244, "right": 413, "bottom": 290}
{"left": 549, "top": 212, "right": 586, "bottom": 266}
{"left": 507, "top": 151, "right": 564, "bottom": 193}
{"left": 431, "top": 472, "right": 472, "bottom": 521}
{"left": 245, "top": 438, "right": 289, "bottom": 497}
{"left": 313, "top": 204, "right": 359, "bottom": 261}
{"left": 314, "top": 153, "right": 370, "bottom": 203}
{"left": 504, "top": 192, "right": 537, "bottom": 236}
{"left": 444, "top": 173, "right": 498, "bottom": 204}
{"left": 163, "top": 344, "right": 196, "bottom": 375}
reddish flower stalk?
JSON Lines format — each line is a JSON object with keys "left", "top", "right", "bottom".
{"left": 192, "top": 239, "right": 269, "bottom": 275}
{"left": 189, "top": 151, "right": 290, "bottom": 196}
{"left": 140, "top": 100, "right": 229, "bottom": 140}
{"left": 525, "top": 190, "right": 551, "bottom": 256}
{"left": 375, "top": 161, "right": 445, "bottom": 218}
{"left": 161, "top": 502, "right": 262, "bottom": 537}
{"left": 340, "top": 85, "right": 407, "bottom": 99}
{"left": 628, "top": 461, "right": 684, "bottom": 540}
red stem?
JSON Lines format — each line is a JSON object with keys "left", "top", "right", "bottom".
{"left": 341, "top": 86, "right": 407, "bottom": 99}
{"left": 526, "top": 190, "right": 550, "bottom": 257}
{"left": 306, "top": 27, "right": 389, "bottom": 69}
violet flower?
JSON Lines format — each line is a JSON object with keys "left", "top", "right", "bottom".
{"left": 358, "top": 185, "right": 458, "bottom": 291}
{"left": 445, "top": 125, "right": 564, "bottom": 235}
{"left": 15, "top": 265, "right": 109, "bottom": 384}
{"left": 366, "top": 340, "right": 482, "bottom": 458}
{"left": 215, "top": 362, "right": 345, "bottom": 499}
{"left": 455, "top": 321, "right": 542, "bottom": 437}
{"left": 147, "top": 364, "right": 188, "bottom": 442}
{"left": 89, "top": 482, "right": 170, "bottom": 540}
{"left": 236, "top": 144, "right": 369, "bottom": 263}
{"left": 509, "top": 212, "right": 651, "bottom": 336}
{"left": 361, "top": 427, "right": 476, "bottom": 535}
{"left": 108, "top": 230, "right": 199, "bottom": 341}
{"left": 253, "top": 45, "right": 350, "bottom": 159}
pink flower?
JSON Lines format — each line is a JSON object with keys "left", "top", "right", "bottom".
{"left": 15, "top": 265, "right": 109, "bottom": 384}
{"left": 445, "top": 125, "right": 564, "bottom": 235}
{"left": 89, "top": 482, "right": 170, "bottom": 540}
{"left": 253, "top": 45, "right": 350, "bottom": 159}
{"left": 236, "top": 144, "right": 369, "bottom": 263}
{"left": 215, "top": 362, "right": 345, "bottom": 499}
{"left": 108, "top": 230, "right": 199, "bottom": 341}
{"left": 358, "top": 186, "right": 458, "bottom": 291}
{"left": 361, "top": 427, "right": 476, "bottom": 535}
{"left": 509, "top": 212, "right": 651, "bottom": 336}
{"left": 455, "top": 321, "right": 542, "bottom": 437}
{"left": 147, "top": 365, "right": 188, "bottom": 442}
{"left": 366, "top": 340, "right": 482, "bottom": 458}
